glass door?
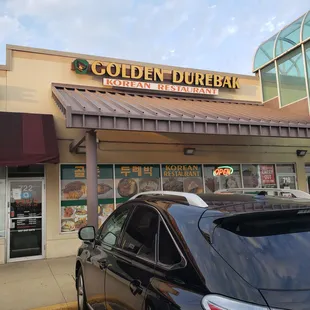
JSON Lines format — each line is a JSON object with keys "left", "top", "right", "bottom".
{"left": 277, "top": 174, "right": 297, "bottom": 189}
{"left": 7, "top": 180, "right": 44, "bottom": 262}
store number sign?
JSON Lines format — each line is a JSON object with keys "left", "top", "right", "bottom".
{"left": 282, "top": 177, "right": 292, "bottom": 183}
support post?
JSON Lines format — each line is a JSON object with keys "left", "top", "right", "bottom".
{"left": 296, "top": 158, "right": 307, "bottom": 192}
{"left": 86, "top": 130, "right": 98, "bottom": 230}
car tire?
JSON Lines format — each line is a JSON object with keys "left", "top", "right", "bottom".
{"left": 77, "top": 268, "right": 88, "bottom": 310}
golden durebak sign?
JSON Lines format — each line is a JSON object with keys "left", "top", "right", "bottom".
{"left": 72, "top": 59, "right": 240, "bottom": 96}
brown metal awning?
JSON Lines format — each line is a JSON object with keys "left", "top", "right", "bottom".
{"left": 52, "top": 84, "right": 310, "bottom": 138}
{"left": 0, "top": 112, "right": 59, "bottom": 166}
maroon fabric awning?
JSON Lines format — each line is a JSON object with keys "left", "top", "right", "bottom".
{"left": 0, "top": 112, "right": 59, "bottom": 166}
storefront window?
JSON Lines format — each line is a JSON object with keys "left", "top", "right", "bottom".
{"left": 276, "top": 164, "right": 295, "bottom": 174}
{"left": 162, "top": 164, "right": 203, "bottom": 193}
{"left": 242, "top": 164, "right": 277, "bottom": 188}
{"left": 60, "top": 164, "right": 114, "bottom": 232}
{"left": 242, "top": 165, "right": 260, "bottom": 188}
{"left": 115, "top": 165, "right": 161, "bottom": 205}
{"left": 59, "top": 163, "right": 299, "bottom": 230}
{"left": 204, "top": 165, "right": 242, "bottom": 193}
{"left": 0, "top": 167, "right": 5, "bottom": 238}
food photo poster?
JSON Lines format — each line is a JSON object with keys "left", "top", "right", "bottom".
{"left": 162, "top": 164, "right": 204, "bottom": 193}
{"left": 60, "top": 165, "right": 114, "bottom": 232}
{"left": 60, "top": 164, "right": 162, "bottom": 232}
{"left": 115, "top": 165, "right": 161, "bottom": 199}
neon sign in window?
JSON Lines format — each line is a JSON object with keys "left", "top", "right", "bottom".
{"left": 213, "top": 166, "right": 234, "bottom": 177}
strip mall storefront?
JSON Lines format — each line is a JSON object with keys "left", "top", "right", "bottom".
{"left": 0, "top": 42, "right": 310, "bottom": 264}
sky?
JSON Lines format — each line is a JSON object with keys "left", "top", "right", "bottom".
{"left": 0, "top": 0, "right": 309, "bottom": 75}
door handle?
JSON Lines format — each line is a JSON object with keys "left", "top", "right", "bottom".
{"left": 98, "top": 260, "right": 107, "bottom": 270}
{"left": 130, "top": 280, "right": 143, "bottom": 296}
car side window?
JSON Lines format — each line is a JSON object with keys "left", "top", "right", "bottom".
{"left": 98, "top": 204, "right": 131, "bottom": 246}
{"left": 121, "top": 205, "right": 159, "bottom": 262}
{"left": 158, "top": 221, "right": 182, "bottom": 266}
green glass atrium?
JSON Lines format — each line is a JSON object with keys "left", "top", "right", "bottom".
{"left": 253, "top": 11, "right": 310, "bottom": 108}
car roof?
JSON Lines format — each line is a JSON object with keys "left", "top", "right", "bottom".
{"left": 130, "top": 191, "right": 208, "bottom": 207}
{"left": 215, "top": 188, "right": 310, "bottom": 199}
{"left": 131, "top": 193, "right": 310, "bottom": 216}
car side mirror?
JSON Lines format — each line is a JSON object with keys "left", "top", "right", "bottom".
{"left": 78, "top": 226, "right": 96, "bottom": 242}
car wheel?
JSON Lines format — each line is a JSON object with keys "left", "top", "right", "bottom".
{"left": 77, "top": 268, "right": 87, "bottom": 310}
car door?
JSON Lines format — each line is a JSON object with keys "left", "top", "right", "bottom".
{"left": 104, "top": 204, "right": 159, "bottom": 310}
{"left": 144, "top": 220, "right": 202, "bottom": 310}
{"left": 83, "top": 204, "right": 133, "bottom": 309}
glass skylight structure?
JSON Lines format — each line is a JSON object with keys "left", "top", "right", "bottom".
{"left": 253, "top": 11, "right": 310, "bottom": 107}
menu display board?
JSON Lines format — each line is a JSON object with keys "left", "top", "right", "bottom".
{"left": 162, "top": 164, "right": 203, "bottom": 193}
{"left": 115, "top": 165, "right": 161, "bottom": 202}
{"left": 11, "top": 217, "right": 42, "bottom": 231}
{"left": 60, "top": 165, "right": 114, "bottom": 232}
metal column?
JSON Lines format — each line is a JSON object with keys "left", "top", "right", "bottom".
{"left": 86, "top": 130, "right": 98, "bottom": 230}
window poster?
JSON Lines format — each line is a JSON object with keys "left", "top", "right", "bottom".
{"left": 242, "top": 165, "right": 261, "bottom": 188}
{"left": 115, "top": 165, "right": 161, "bottom": 204}
{"left": 60, "top": 164, "right": 114, "bottom": 232}
{"left": 162, "top": 164, "right": 203, "bottom": 193}
{"left": 259, "top": 165, "right": 276, "bottom": 187}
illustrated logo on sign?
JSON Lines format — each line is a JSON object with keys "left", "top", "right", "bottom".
{"left": 213, "top": 166, "right": 234, "bottom": 177}
{"left": 21, "top": 191, "right": 32, "bottom": 199}
{"left": 73, "top": 59, "right": 89, "bottom": 74}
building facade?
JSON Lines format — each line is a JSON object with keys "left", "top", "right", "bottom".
{"left": 0, "top": 11, "right": 310, "bottom": 264}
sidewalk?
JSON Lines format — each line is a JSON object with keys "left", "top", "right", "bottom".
{"left": 0, "top": 256, "right": 77, "bottom": 310}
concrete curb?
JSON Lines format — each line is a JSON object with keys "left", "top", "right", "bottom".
{"left": 30, "top": 301, "right": 77, "bottom": 310}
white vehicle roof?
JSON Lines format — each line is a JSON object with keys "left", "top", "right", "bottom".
{"left": 129, "top": 191, "right": 208, "bottom": 208}
{"left": 215, "top": 188, "right": 310, "bottom": 199}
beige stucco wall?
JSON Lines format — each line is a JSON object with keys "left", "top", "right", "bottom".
{"left": 0, "top": 71, "right": 6, "bottom": 111}
{"left": 0, "top": 45, "right": 308, "bottom": 262}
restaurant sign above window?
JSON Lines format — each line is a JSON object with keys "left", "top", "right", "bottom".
{"left": 72, "top": 59, "right": 240, "bottom": 96}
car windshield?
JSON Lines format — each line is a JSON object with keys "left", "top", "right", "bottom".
{"left": 200, "top": 210, "right": 310, "bottom": 290}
